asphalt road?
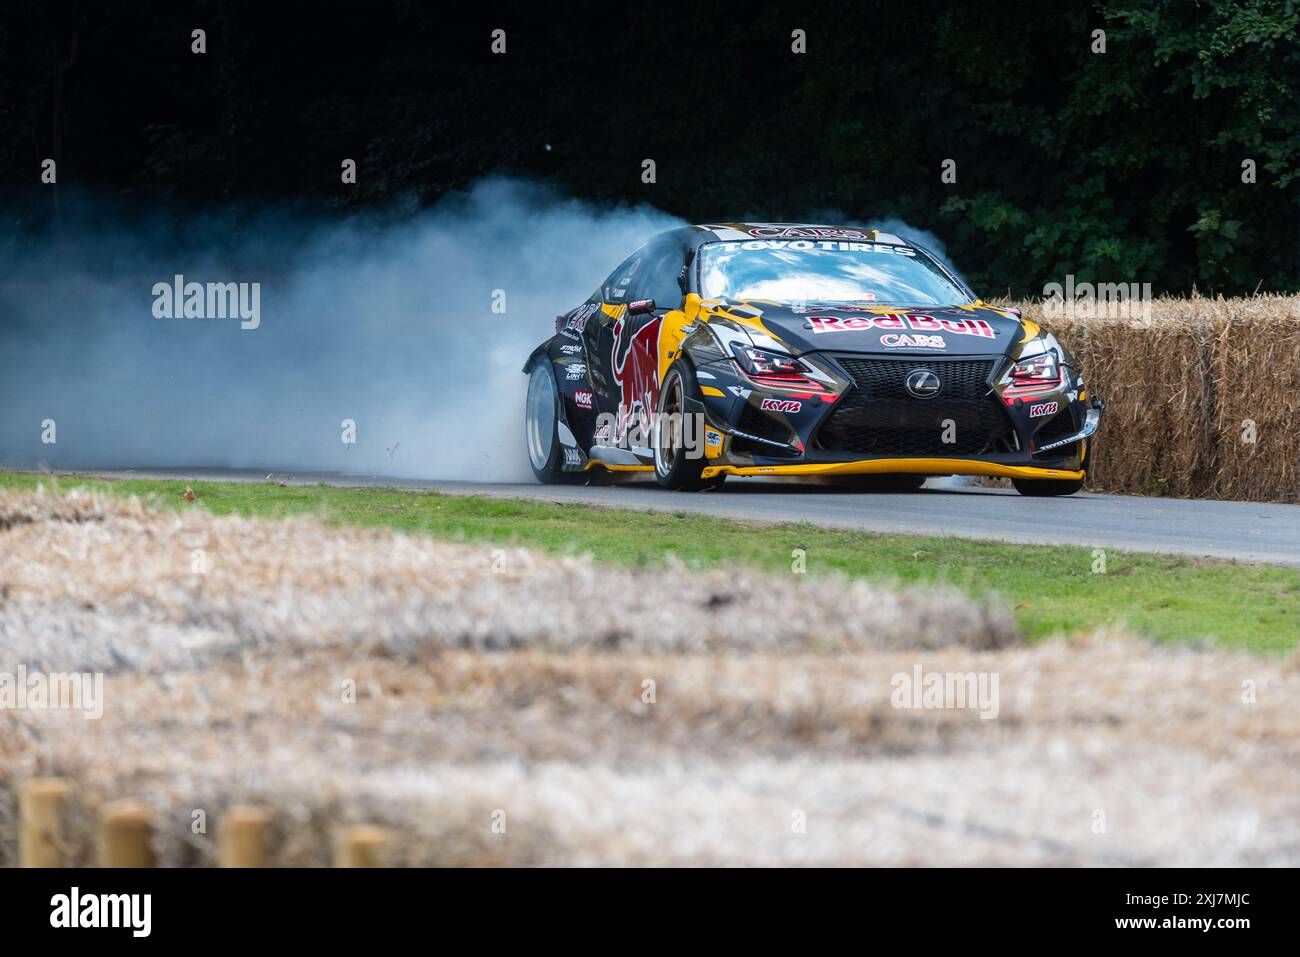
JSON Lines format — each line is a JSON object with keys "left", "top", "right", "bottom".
{"left": 35, "top": 466, "right": 1300, "bottom": 566}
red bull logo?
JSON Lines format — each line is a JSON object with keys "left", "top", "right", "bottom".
{"left": 806, "top": 313, "right": 997, "bottom": 338}
{"left": 611, "top": 316, "right": 661, "bottom": 443}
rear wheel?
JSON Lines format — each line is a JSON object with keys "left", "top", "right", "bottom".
{"left": 653, "top": 362, "right": 711, "bottom": 491}
{"left": 524, "top": 358, "right": 581, "bottom": 484}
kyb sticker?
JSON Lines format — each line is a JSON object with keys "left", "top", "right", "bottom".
{"left": 759, "top": 398, "right": 802, "bottom": 413}
{"left": 1029, "top": 401, "right": 1059, "bottom": 418}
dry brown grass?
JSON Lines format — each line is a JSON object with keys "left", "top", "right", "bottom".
{"left": 1017, "top": 294, "right": 1300, "bottom": 502}
{"left": 2, "top": 489, "right": 1299, "bottom": 866}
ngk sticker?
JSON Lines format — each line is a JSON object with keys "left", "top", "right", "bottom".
{"left": 574, "top": 389, "right": 593, "bottom": 410}
{"left": 759, "top": 398, "right": 802, "bottom": 413}
{"left": 1029, "top": 401, "right": 1058, "bottom": 418}
{"left": 806, "top": 313, "right": 996, "bottom": 338}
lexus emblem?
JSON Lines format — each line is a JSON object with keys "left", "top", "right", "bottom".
{"left": 905, "top": 369, "right": 941, "bottom": 398}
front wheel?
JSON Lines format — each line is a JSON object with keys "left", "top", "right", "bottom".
{"left": 1012, "top": 445, "right": 1090, "bottom": 497}
{"left": 524, "top": 359, "right": 580, "bottom": 484}
{"left": 1011, "top": 476, "right": 1085, "bottom": 496}
{"left": 653, "top": 361, "right": 711, "bottom": 491}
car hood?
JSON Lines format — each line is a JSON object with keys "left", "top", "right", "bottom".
{"left": 711, "top": 300, "right": 1029, "bottom": 358}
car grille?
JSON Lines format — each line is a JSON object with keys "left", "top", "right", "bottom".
{"left": 815, "top": 356, "right": 1012, "bottom": 457}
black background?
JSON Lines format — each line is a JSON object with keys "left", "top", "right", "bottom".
{"left": 2, "top": 1, "right": 1298, "bottom": 296}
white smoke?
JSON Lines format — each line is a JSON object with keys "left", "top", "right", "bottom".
{"left": 0, "top": 178, "right": 684, "bottom": 480}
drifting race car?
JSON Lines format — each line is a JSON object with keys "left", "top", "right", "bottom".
{"left": 523, "top": 223, "right": 1103, "bottom": 495}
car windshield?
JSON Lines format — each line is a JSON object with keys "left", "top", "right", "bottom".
{"left": 698, "top": 240, "right": 970, "bottom": 305}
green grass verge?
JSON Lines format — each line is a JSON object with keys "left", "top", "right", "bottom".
{"left": 3, "top": 470, "right": 1297, "bottom": 652}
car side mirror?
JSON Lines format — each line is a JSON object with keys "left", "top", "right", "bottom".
{"left": 628, "top": 298, "right": 655, "bottom": 316}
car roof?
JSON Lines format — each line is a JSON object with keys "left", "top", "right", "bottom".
{"left": 691, "top": 222, "right": 909, "bottom": 245}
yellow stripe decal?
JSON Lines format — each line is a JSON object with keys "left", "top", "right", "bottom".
{"left": 699, "top": 458, "right": 1085, "bottom": 481}
{"left": 584, "top": 462, "right": 653, "bottom": 473}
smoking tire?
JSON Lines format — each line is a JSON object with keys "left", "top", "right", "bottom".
{"left": 525, "top": 358, "right": 581, "bottom": 485}
{"left": 653, "top": 361, "right": 722, "bottom": 491}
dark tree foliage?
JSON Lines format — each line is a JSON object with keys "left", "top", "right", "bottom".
{"left": 1, "top": 0, "right": 1297, "bottom": 296}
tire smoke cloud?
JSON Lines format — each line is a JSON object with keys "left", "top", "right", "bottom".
{"left": 0, "top": 178, "right": 682, "bottom": 480}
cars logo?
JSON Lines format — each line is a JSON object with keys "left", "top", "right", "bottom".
{"left": 905, "top": 369, "right": 941, "bottom": 398}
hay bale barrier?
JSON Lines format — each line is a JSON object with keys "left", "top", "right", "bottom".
{"left": 3, "top": 489, "right": 1299, "bottom": 866}
{"left": 1020, "top": 294, "right": 1300, "bottom": 503}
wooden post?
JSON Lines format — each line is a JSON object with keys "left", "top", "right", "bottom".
{"left": 19, "top": 778, "right": 71, "bottom": 867}
{"left": 334, "top": 825, "right": 391, "bottom": 867}
{"left": 218, "top": 806, "right": 270, "bottom": 867}
{"left": 99, "top": 801, "right": 155, "bottom": 867}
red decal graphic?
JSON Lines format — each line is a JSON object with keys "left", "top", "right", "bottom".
{"left": 611, "top": 316, "right": 661, "bottom": 443}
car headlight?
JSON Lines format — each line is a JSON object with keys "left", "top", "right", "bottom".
{"left": 1007, "top": 350, "right": 1062, "bottom": 392}
{"left": 730, "top": 343, "right": 826, "bottom": 390}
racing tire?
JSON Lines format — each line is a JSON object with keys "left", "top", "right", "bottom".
{"left": 1011, "top": 476, "right": 1085, "bottom": 496}
{"left": 653, "top": 361, "right": 711, "bottom": 491}
{"left": 524, "top": 358, "right": 582, "bottom": 485}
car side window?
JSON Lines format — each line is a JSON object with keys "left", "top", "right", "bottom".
{"left": 630, "top": 244, "right": 686, "bottom": 311}
{"left": 602, "top": 251, "right": 644, "bottom": 304}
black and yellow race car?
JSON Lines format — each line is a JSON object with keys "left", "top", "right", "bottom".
{"left": 523, "top": 223, "right": 1103, "bottom": 495}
